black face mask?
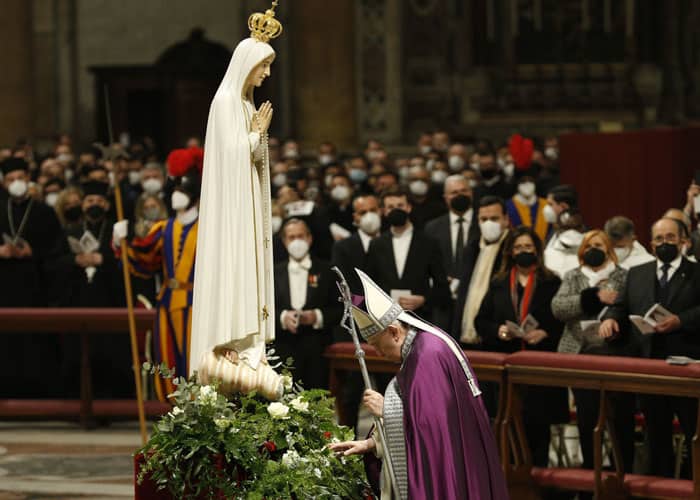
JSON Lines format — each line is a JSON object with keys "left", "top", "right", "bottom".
{"left": 64, "top": 205, "right": 83, "bottom": 222}
{"left": 85, "top": 205, "right": 106, "bottom": 220}
{"left": 655, "top": 243, "right": 679, "bottom": 264}
{"left": 514, "top": 251, "right": 537, "bottom": 268}
{"left": 450, "top": 194, "right": 471, "bottom": 214}
{"left": 480, "top": 169, "right": 497, "bottom": 180}
{"left": 583, "top": 247, "right": 607, "bottom": 268}
{"left": 386, "top": 208, "right": 409, "bottom": 227}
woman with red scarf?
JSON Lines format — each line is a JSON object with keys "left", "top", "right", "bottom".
{"left": 475, "top": 225, "right": 568, "bottom": 466}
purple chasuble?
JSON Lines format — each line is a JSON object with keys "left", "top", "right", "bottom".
{"left": 395, "top": 330, "right": 508, "bottom": 499}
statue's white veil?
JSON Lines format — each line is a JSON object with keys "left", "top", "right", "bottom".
{"left": 189, "top": 38, "right": 276, "bottom": 375}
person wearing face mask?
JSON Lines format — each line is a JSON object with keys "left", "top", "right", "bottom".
{"left": 552, "top": 230, "right": 636, "bottom": 476}
{"left": 416, "top": 132, "right": 433, "bottom": 156}
{"left": 55, "top": 186, "right": 84, "bottom": 230}
{"left": 471, "top": 150, "right": 515, "bottom": 208}
{"left": 506, "top": 173, "right": 551, "bottom": 242}
{"left": 112, "top": 149, "right": 203, "bottom": 402}
{"left": 406, "top": 165, "right": 446, "bottom": 229}
{"left": 600, "top": 218, "right": 700, "bottom": 478}
{"left": 346, "top": 155, "right": 371, "bottom": 194}
{"left": 43, "top": 177, "right": 66, "bottom": 208}
{"left": 317, "top": 141, "right": 337, "bottom": 167}
{"left": 0, "top": 157, "right": 69, "bottom": 398}
{"left": 447, "top": 143, "right": 468, "bottom": 173}
{"left": 332, "top": 194, "right": 382, "bottom": 295}
{"left": 663, "top": 208, "right": 697, "bottom": 262}
{"left": 60, "top": 180, "right": 130, "bottom": 398}
{"left": 475, "top": 226, "right": 567, "bottom": 466}
{"left": 543, "top": 185, "right": 585, "bottom": 277}
{"left": 453, "top": 196, "right": 510, "bottom": 345}
{"left": 604, "top": 215, "right": 654, "bottom": 269}
{"left": 425, "top": 176, "right": 479, "bottom": 331}
{"left": 327, "top": 173, "right": 355, "bottom": 234}
{"left": 273, "top": 218, "right": 342, "bottom": 389}
{"left": 366, "top": 186, "right": 449, "bottom": 323}
{"left": 139, "top": 162, "right": 165, "bottom": 197}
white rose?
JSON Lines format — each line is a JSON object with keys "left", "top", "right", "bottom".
{"left": 289, "top": 396, "right": 309, "bottom": 413}
{"left": 267, "top": 402, "right": 290, "bottom": 419}
{"left": 313, "top": 467, "right": 322, "bottom": 479}
{"left": 281, "top": 449, "right": 300, "bottom": 468}
{"left": 197, "top": 385, "right": 217, "bottom": 405}
{"left": 214, "top": 418, "right": 230, "bottom": 430}
{"left": 281, "top": 375, "right": 293, "bottom": 391}
{"left": 168, "top": 406, "right": 184, "bottom": 417}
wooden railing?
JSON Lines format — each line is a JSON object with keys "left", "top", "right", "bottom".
{"left": 325, "top": 342, "right": 700, "bottom": 499}
{"left": 0, "top": 308, "right": 169, "bottom": 427}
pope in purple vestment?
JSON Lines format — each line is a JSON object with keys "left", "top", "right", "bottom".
{"left": 330, "top": 269, "right": 508, "bottom": 499}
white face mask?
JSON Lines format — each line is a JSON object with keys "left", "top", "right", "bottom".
{"left": 431, "top": 170, "right": 448, "bottom": 185}
{"left": 287, "top": 238, "right": 310, "bottom": 261}
{"left": 480, "top": 220, "right": 503, "bottom": 243}
{"left": 614, "top": 246, "right": 631, "bottom": 262}
{"left": 8, "top": 179, "right": 28, "bottom": 198}
{"left": 108, "top": 171, "right": 116, "bottom": 188}
{"left": 128, "top": 171, "right": 141, "bottom": 185}
{"left": 545, "top": 147, "right": 559, "bottom": 160}
{"left": 171, "top": 191, "right": 190, "bottom": 211}
{"left": 271, "top": 215, "right": 283, "bottom": 234}
{"left": 273, "top": 173, "right": 287, "bottom": 187}
{"left": 324, "top": 174, "right": 334, "bottom": 188}
{"left": 419, "top": 145, "right": 432, "bottom": 155}
{"left": 448, "top": 156, "right": 465, "bottom": 172}
{"left": 468, "top": 179, "right": 478, "bottom": 189}
{"left": 358, "top": 211, "right": 381, "bottom": 235}
{"left": 518, "top": 181, "right": 536, "bottom": 198}
{"left": 142, "top": 178, "right": 163, "bottom": 194}
{"left": 543, "top": 204, "right": 558, "bottom": 224}
{"left": 284, "top": 148, "right": 299, "bottom": 160}
{"left": 64, "top": 168, "right": 74, "bottom": 182}
{"left": 502, "top": 163, "right": 515, "bottom": 179}
{"left": 331, "top": 185, "right": 351, "bottom": 202}
{"left": 409, "top": 180, "right": 429, "bottom": 196}
{"left": 318, "top": 154, "right": 334, "bottom": 166}
{"left": 398, "top": 167, "right": 410, "bottom": 180}
{"left": 470, "top": 162, "right": 480, "bottom": 172}
{"left": 45, "top": 192, "right": 59, "bottom": 207}
{"left": 425, "top": 159, "right": 436, "bottom": 171}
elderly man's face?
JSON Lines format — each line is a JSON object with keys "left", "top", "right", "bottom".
{"left": 367, "top": 325, "right": 404, "bottom": 362}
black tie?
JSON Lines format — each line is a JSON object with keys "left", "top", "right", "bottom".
{"left": 659, "top": 263, "right": 671, "bottom": 288}
{"left": 454, "top": 217, "right": 465, "bottom": 275}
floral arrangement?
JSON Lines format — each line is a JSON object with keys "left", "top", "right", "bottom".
{"left": 136, "top": 363, "right": 371, "bottom": 499}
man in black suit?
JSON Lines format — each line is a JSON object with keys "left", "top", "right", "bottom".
{"left": 452, "top": 196, "right": 511, "bottom": 344}
{"left": 425, "top": 175, "right": 479, "bottom": 330}
{"left": 331, "top": 194, "right": 381, "bottom": 295}
{"left": 330, "top": 194, "right": 382, "bottom": 432}
{"left": 472, "top": 150, "right": 514, "bottom": 207}
{"left": 366, "top": 186, "right": 449, "bottom": 323}
{"left": 274, "top": 218, "right": 343, "bottom": 389}
{"left": 601, "top": 217, "right": 700, "bottom": 478}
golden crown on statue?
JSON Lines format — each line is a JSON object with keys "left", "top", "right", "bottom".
{"left": 248, "top": 0, "right": 283, "bottom": 43}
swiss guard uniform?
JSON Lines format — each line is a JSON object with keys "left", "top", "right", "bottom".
{"left": 115, "top": 148, "right": 202, "bottom": 402}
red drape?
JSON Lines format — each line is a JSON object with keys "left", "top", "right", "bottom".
{"left": 559, "top": 126, "right": 700, "bottom": 247}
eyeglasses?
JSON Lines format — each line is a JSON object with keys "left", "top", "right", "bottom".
{"left": 651, "top": 235, "right": 680, "bottom": 245}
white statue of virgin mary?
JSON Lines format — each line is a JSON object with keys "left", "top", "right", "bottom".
{"left": 189, "top": 2, "right": 283, "bottom": 399}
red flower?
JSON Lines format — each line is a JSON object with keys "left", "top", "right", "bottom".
{"left": 323, "top": 431, "right": 332, "bottom": 439}
{"left": 263, "top": 440, "right": 277, "bottom": 452}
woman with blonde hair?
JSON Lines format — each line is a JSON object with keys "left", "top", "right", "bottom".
{"left": 552, "top": 229, "right": 636, "bottom": 473}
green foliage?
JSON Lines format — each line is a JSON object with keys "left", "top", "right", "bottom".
{"left": 136, "top": 362, "right": 370, "bottom": 499}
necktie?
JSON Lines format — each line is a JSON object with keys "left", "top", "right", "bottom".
{"left": 454, "top": 217, "right": 465, "bottom": 275}
{"left": 659, "top": 263, "right": 671, "bottom": 288}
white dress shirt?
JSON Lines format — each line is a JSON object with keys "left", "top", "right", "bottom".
{"left": 656, "top": 254, "right": 683, "bottom": 282}
{"left": 281, "top": 255, "right": 323, "bottom": 329}
{"left": 449, "top": 209, "right": 472, "bottom": 258}
{"left": 391, "top": 224, "right": 413, "bottom": 279}
{"left": 358, "top": 229, "right": 374, "bottom": 253}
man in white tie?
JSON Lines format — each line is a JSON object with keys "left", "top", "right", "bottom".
{"left": 273, "top": 218, "right": 343, "bottom": 389}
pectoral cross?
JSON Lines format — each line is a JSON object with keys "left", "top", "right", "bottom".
{"left": 262, "top": 306, "right": 269, "bottom": 321}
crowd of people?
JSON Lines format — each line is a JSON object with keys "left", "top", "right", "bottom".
{"left": 2, "top": 130, "right": 700, "bottom": 479}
